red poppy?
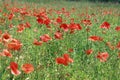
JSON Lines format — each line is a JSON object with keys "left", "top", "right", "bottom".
{"left": 17, "top": 24, "right": 25, "bottom": 33}
{"left": 56, "top": 53, "right": 73, "bottom": 66}
{"left": 44, "top": 18, "right": 51, "bottom": 25}
{"left": 115, "top": 26, "right": 120, "bottom": 31}
{"left": 0, "top": 49, "right": 12, "bottom": 58}
{"left": 7, "top": 39, "right": 22, "bottom": 50}
{"left": 40, "top": 34, "right": 52, "bottom": 42}
{"left": 116, "top": 41, "right": 120, "bottom": 50}
{"left": 100, "top": 21, "right": 110, "bottom": 29}
{"left": 118, "top": 53, "right": 120, "bottom": 58}
{"left": 37, "top": 17, "right": 44, "bottom": 24}
{"left": 56, "top": 57, "right": 67, "bottom": 65}
{"left": 69, "top": 23, "right": 82, "bottom": 31}
{"left": 89, "top": 36, "right": 103, "bottom": 41}
{"left": 81, "top": 19, "right": 92, "bottom": 26}
{"left": 60, "top": 23, "right": 69, "bottom": 32}
{"left": 8, "top": 13, "right": 14, "bottom": 20}
{"left": 33, "top": 39, "right": 42, "bottom": 46}
{"left": 25, "top": 22, "right": 31, "bottom": 28}
{"left": 56, "top": 16, "right": 62, "bottom": 24}
{"left": 21, "top": 63, "right": 34, "bottom": 74}
{"left": 63, "top": 54, "right": 73, "bottom": 63}
{"left": 85, "top": 49, "right": 93, "bottom": 55}
{"left": 96, "top": 52, "right": 109, "bottom": 62}
{"left": 10, "top": 62, "right": 21, "bottom": 76}
{"left": 54, "top": 31, "right": 62, "bottom": 39}
{"left": 1, "top": 32, "right": 12, "bottom": 43}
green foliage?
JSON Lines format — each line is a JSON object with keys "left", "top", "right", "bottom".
{"left": 0, "top": 0, "right": 120, "bottom": 80}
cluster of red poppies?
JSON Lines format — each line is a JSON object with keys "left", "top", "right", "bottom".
{"left": 0, "top": 2, "right": 120, "bottom": 77}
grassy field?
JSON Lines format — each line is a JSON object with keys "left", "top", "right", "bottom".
{"left": 0, "top": 0, "right": 120, "bottom": 80}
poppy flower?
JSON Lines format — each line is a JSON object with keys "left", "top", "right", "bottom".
{"left": 44, "top": 18, "right": 51, "bottom": 25}
{"left": 56, "top": 53, "right": 73, "bottom": 66}
{"left": 0, "top": 49, "right": 12, "bottom": 58}
{"left": 33, "top": 39, "right": 42, "bottom": 46}
{"left": 76, "top": 24, "right": 82, "bottom": 30}
{"left": 115, "top": 26, "right": 120, "bottom": 31}
{"left": 37, "top": 17, "right": 44, "bottom": 24}
{"left": 25, "top": 22, "right": 31, "bottom": 28}
{"left": 69, "top": 23, "right": 82, "bottom": 31}
{"left": 56, "top": 16, "right": 62, "bottom": 24}
{"left": 10, "top": 62, "right": 21, "bottom": 76}
{"left": 116, "top": 41, "right": 120, "bottom": 50}
{"left": 63, "top": 54, "right": 73, "bottom": 63}
{"left": 7, "top": 39, "right": 22, "bottom": 50}
{"left": 96, "top": 52, "right": 109, "bottom": 62}
{"left": 81, "top": 19, "right": 92, "bottom": 26}
{"left": 17, "top": 24, "right": 25, "bottom": 33}
{"left": 85, "top": 49, "right": 93, "bottom": 55}
{"left": 40, "top": 34, "right": 52, "bottom": 42}
{"left": 100, "top": 21, "right": 110, "bottom": 29}
{"left": 21, "top": 63, "right": 34, "bottom": 74}
{"left": 56, "top": 57, "right": 67, "bottom": 65}
{"left": 54, "top": 31, "right": 62, "bottom": 39}
{"left": 60, "top": 23, "right": 69, "bottom": 32}
{"left": 1, "top": 32, "right": 12, "bottom": 43}
{"left": 89, "top": 36, "right": 103, "bottom": 41}
{"left": 8, "top": 13, "right": 14, "bottom": 20}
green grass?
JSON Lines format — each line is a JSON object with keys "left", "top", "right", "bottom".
{"left": 0, "top": 0, "right": 120, "bottom": 80}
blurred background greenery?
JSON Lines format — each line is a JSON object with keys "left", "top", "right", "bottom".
{"left": 3, "top": 0, "right": 120, "bottom": 3}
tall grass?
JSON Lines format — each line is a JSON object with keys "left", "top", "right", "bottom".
{"left": 0, "top": 0, "right": 120, "bottom": 80}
